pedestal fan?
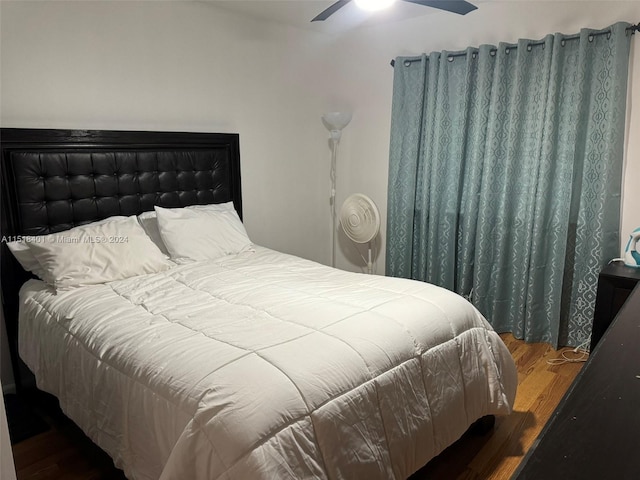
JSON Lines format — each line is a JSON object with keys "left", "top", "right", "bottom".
{"left": 340, "top": 194, "right": 380, "bottom": 274}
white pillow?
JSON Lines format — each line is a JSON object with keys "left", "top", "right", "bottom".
{"left": 7, "top": 239, "right": 48, "bottom": 280}
{"left": 154, "top": 203, "right": 251, "bottom": 263}
{"left": 188, "top": 202, "right": 236, "bottom": 213}
{"left": 7, "top": 216, "right": 129, "bottom": 281}
{"left": 137, "top": 211, "right": 169, "bottom": 255}
{"left": 24, "top": 216, "right": 172, "bottom": 291}
{"left": 137, "top": 203, "right": 237, "bottom": 255}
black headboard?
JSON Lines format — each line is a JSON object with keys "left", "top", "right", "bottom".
{"left": 0, "top": 128, "right": 241, "bottom": 389}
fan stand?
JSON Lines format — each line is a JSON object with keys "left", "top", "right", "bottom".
{"left": 366, "top": 242, "right": 374, "bottom": 275}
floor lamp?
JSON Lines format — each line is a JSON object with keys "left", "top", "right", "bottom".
{"left": 322, "top": 112, "right": 352, "bottom": 268}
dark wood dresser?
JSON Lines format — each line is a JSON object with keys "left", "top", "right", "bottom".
{"left": 512, "top": 283, "right": 640, "bottom": 479}
{"left": 590, "top": 262, "right": 640, "bottom": 350}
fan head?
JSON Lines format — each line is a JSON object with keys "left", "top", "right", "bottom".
{"left": 340, "top": 194, "right": 380, "bottom": 244}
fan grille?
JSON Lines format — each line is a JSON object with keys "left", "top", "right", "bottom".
{"left": 340, "top": 194, "right": 380, "bottom": 244}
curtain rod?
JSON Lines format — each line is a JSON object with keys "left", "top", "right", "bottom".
{"left": 390, "top": 22, "right": 640, "bottom": 67}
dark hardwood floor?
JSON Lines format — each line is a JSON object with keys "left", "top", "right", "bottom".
{"left": 8, "top": 334, "right": 583, "bottom": 480}
{"left": 10, "top": 394, "right": 126, "bottom": 480}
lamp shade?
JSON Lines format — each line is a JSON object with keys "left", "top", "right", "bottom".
{"left": 322, "top": 112, "right": 352, "bottom": 132}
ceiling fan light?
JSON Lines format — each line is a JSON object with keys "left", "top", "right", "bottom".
{"left": 354, "top": 0, "right": 396, "bottom": 12}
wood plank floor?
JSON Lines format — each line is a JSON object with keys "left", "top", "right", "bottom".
{"left": 411, "top": 334, "right": 584, "bottom": 479}
{"left": 10, "top": 334, "right": 584, "bottom": 480}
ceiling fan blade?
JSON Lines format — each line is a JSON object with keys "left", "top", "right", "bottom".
{"left": 311, "top": 0, "right": 352, "bottom": 22}
{"left": 402, "top": 0, "right": 477, "bottom": 15}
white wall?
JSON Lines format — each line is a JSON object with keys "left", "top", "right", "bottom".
{"left": 330, "top": 0, "right": 640, "bottom": 272}
{"left": 1, "top": 1, "right": 638, "bottom": 387}
{"left": 1, "top": 385, "right": 17, "bottom": 480}
{"left": 2, "top": 0, "right": 637, "bottom": 273}
{"left": 0, "top": 0, "right": 340, "bottom": 262}
{"left": 0, "top": 0, "right": 341, "bottom": 387}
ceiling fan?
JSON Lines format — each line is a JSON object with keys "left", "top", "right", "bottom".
{"left": 312, "top": 0, "right": 477, "bottom": 22}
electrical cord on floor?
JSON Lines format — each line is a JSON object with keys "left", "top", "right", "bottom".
{"left": 547, "top": 338, "right": 590, "bottom": 365}
{"left": 608, "top": 258, "right": 625, "bottom": 264}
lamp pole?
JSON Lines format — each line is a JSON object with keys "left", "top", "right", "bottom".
{"left": 322, "top": 112, "right": 352, "bottom": 268}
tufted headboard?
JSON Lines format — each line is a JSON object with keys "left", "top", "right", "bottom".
{"left": 0, "top": 128, "right": 241, "bottom": 389}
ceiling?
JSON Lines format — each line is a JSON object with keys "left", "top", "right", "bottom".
{"left": 209, "top": 0, "right": 450, "bottom": 33}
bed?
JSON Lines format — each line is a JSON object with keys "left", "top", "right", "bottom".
{"left": 0, "top": 128, "right": 517, "bottom": 480}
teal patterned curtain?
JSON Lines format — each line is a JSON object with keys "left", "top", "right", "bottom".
{"left": 386, "top": 22, "right": 632, "bottom": 347}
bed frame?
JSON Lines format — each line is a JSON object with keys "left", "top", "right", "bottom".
{"left": 0, "top": 128, "right": 242, "bottom": 389}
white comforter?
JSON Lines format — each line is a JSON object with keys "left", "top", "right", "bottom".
{"left": 19, "top": 246, "right": 517, "bottom": 480}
